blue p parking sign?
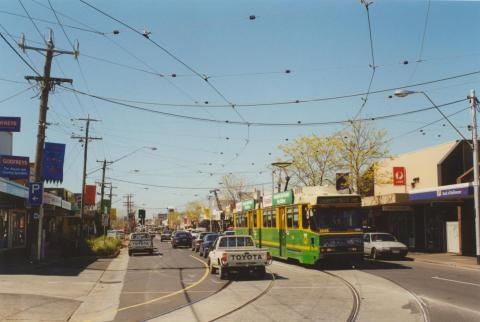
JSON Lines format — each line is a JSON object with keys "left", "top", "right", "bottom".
{"left": 29, "top": 182, "right": 43, "bottom": 206}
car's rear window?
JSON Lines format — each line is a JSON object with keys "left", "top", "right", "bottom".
{"left": 176, "top": 232, "right": 190, "bottom": 238}
{"left": 205, "top": 234, "right": 218, "bottom": 241}
{"left": 131, "top": 233, "right": 149, "bottom": 240}
{"left": 219, "top": 236, "right": 254, "bottom": 247}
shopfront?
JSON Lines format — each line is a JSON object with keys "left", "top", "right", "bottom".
{"left": 0, "top": 177, "right": 28, "bottom": 256}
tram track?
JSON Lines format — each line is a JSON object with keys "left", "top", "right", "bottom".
{"left": 321, "top": 270, "right": 361, "bottom": 322}
{"left": 208, "top": 271, "right": 276, "bottom": 322}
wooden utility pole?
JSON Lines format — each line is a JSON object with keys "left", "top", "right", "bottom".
{"left": 19, "top": 30, "right": 77, "bottom": 260}
{"left": 72, "top": 116, "right": 101, "bottom": 236}
{"left": 97, "top": 160, "right": 113, "bottom": 233}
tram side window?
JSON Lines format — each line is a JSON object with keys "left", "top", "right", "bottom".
{"left": 293, "top": 207, "right": 299, "bottom": 228}
{"left": 263, "top": 211, "right": 269, "bottom": 227}
{"left": 253, "top": 212, "right": 257, "bottom": 228}
{"left": 287, "top": 207, "right": 293, "bottom": 228}
{"left": 302, "top": 206, "right": 309, "bottom": 229}
{"left": 271, "top": 211, "right": 277, "bottom": 228}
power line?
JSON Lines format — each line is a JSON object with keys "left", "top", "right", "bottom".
{"left": 67, "top": 69, "right": 480, "bottom": 108}
{"left": 408, "top": 0, "right": 431, "bottom": 83}
{"left": 58, "top": 85, "right": 466, "bottom": 126}
{"left": 18, "top": 0, "right": 47, "bottom": 45}
{"left": 78, "top": 0, "right": 247, "bottom": 123}
{"left": 47, "top": 0, "right": 74, "bottom": 49}
{"left": 0, "top": 85, "right": 35, "bottom": 104}
{"left": 108, "top": 176, "right": 270, "bottom": 190}
{"left": 0, "top": 29, "right": 40, "bottom": 75}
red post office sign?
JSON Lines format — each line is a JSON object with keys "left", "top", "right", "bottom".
{"left": 393, "top": 167, "right": 406, "bottom": 186}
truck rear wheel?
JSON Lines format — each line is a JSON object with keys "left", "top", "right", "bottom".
{"left": 219, "top": 266, "right": 228, "bottom": 280}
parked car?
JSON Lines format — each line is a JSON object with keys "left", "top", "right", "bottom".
{"left": 128, "top": 232, "right": 154, "bottom": 256}
{"left": 191, "top": 232, "right": 211, "bottom": 252}
{"left": 199, "top": 233, "right": 219, "bottom": 258}
{"left": 363, "top": 232, "right": 408, "bottom": 259}
{"left": 160, "top": 230, "right": 172, "bottom": 241}
{"left": 171, "top": 231, "right": 193, "bottom": 248}
{"left": 208, "top": 235, "right": 272, "bottom": 279}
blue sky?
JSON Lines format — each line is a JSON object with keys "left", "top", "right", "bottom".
{"left": 1, "top": 0, "right": 479, "bottom": 217}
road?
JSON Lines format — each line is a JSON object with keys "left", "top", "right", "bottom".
{"left": 114, "top": 236, "right": 229, "bottom": 321}
{"left": 361, "top": 258, "right": 480, "bottom": 322}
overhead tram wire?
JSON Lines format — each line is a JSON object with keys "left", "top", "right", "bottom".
{"left": 107, "top": 176, "right": 271, "bottom": 191}
{"left": 355, "top": 0, "right": 376, "bottom": 119}
{"left": 64, "top": 69, "right": 480, "bottom": 109}
{"left": 58, "top": 85, "right": 466, "bottom": 127}
{"left": 407, "top": 0, "right": 431, "bottom": 84}
{"left": 78, "top": 0, "right": 248, "bottom": 123}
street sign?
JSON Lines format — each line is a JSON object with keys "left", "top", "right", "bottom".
{"left": 393, "top": 167, "right": 406, "bottom": 186}
{"left": 33, "top": 212, "right": 39, "bottom": 219}
{"left": 28, "top": 182, "right": 43, "bottom": 206}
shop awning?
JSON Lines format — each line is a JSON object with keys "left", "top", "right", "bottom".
{"left": 409, "top": 182, "right": 473, "bottom": 201}
{"left": 0, "top": 177, "right": 27, "bottom": 199}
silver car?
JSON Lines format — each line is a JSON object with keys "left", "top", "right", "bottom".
{"left": 363, "top": 232, "right": 408, "bottom": 259}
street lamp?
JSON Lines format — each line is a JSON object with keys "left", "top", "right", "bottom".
{"left": 394, "top": 89, "right": 480, "bottom": 264}
{"left": 271, "top": 161, "right": 293, "bottom": 193}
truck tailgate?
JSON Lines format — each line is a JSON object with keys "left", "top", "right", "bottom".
{"left": 226, "top": 249, "right": 268, "bottom": 266}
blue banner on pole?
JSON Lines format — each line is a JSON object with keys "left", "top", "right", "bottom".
{"left": 0, "top": 117, "right": 21, "bottom": 132}
{"left": 0, "top": 155, "right": 29, "bottom": 179}
{"left": 42, "top": 142, "right": 65, "bottom": 183}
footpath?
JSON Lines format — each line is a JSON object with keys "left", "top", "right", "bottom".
{"left": 0, "top": 249, "right": 129, "bottom": 322}
{"left": 150, "top": 261, "right": 425, "bottom": 322}
{"left": 409, "top": 252, "right": 480, "bottom": 270}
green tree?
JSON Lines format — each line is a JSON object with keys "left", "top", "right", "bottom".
{"left": 336, "top": 121, "right": 389, "bottom": 194}
{"left": 278, "top": 135, "right": 341, "bottom": 186}
{"left": 185, "top": 200, "right": 204, "bottom": 223}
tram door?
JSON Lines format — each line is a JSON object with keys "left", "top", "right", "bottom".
{"left": 278, "top": 207, "right": 287, "bottom": 258}
{"left": 247, "top": 211, "right": 253, "bottom": 237}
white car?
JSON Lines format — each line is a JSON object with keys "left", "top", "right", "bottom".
{"left": 363, "top": 232, "right": 408, "bottom": 259}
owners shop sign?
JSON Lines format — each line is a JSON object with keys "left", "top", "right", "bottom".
{"left": 0, "top": 155, "right": 29, "bottom": 179}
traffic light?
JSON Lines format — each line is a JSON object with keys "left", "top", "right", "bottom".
{"left": 138, "top": 209, "right": 146, "bottom": 225}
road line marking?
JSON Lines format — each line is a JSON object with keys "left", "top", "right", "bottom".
{"left": 117, "top": 255, "right": 209, "bottom": 312}
{"left": 432, "top": 276, "right": 480, "bottom": 287}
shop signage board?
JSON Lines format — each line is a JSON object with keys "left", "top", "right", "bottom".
{"left": 28, "top": 182, "right": 43, "bottom": 206}
{"left": 84, "top": 185, "right": 96, "bottom": 205}
{"left": 393, "top": 167, "right": 406, "bottom": 186}
{"left": 0, "top": 155, "right": 29, "bottom": 179}
{"left": 409, "top": 183, "right": 473, "bottom": 201}
{"left": 272, "top": 190, "right": 294, "bottom": 206}
{"left": 0, "top": 117, "right": 21, "bottom": 132}
{"left": 242, "top": 199, "right": 255, "bottom": 211}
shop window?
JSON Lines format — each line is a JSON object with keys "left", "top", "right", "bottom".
{"left": 0, "top": 211, "right": 8, "bottom": 249}
{"left": 12, "top": 212, "right": 25, "bottom": 247}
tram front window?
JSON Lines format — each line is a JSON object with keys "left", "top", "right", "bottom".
{"left": 310, "top": 208, "right": 361, "bottom": 232}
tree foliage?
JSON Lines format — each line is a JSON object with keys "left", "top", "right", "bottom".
{"left": 184, "top": 200, "right": 204, "bottom": 222}
{"left": 277, "top": 121, "right": 389, "bottom": 195}
{"left": 278, "top": 135, "right": 341, "bottom": 186}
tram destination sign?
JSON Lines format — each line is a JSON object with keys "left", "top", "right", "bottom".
{"left": 317, "top": 196, "right": 361, "bottom": 205}
{"left": 242, "top": 199, "right": 255, "bottom": 211}
{"left": 272, "top": 190, "right": 294, "bottom": 206}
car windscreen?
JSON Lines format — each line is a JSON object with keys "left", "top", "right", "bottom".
{"left": 371, "top": 234, "right": 396, "bottom": 242}
{"left": 131, "top": 233, "right": 149, "bottom": 240}
{"left": 204, "top": 234, "right": 218, "bottom": 241}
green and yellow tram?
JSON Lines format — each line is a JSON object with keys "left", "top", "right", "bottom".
{"left": 234, "top": 186, "right": 364, "bottom": 265}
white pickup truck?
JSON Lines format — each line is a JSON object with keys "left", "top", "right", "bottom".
{"left": 207, "top": 235, "right": 272, "bottom": 279}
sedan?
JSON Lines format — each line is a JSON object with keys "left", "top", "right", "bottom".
{"left": 364, "top": 232, "right": 408, "bottom": 259}
{"left": 191, "top": 232, "right": 211, "bottom": 252}
{"left": 171, "top": 231, "right": 193, "bottom": 248}
{"left": 160, "top": 231, "right": 172, "bottom": 241}
{"left": 199, "top": 233, "right": 219, "bottom": 258}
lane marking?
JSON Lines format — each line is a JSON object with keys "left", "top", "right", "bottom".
{"left": 432, "top": 276, "right": 480, "bottom": 287}
{"left": 117, "top": 255, "right": 209, "bottom": 312}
